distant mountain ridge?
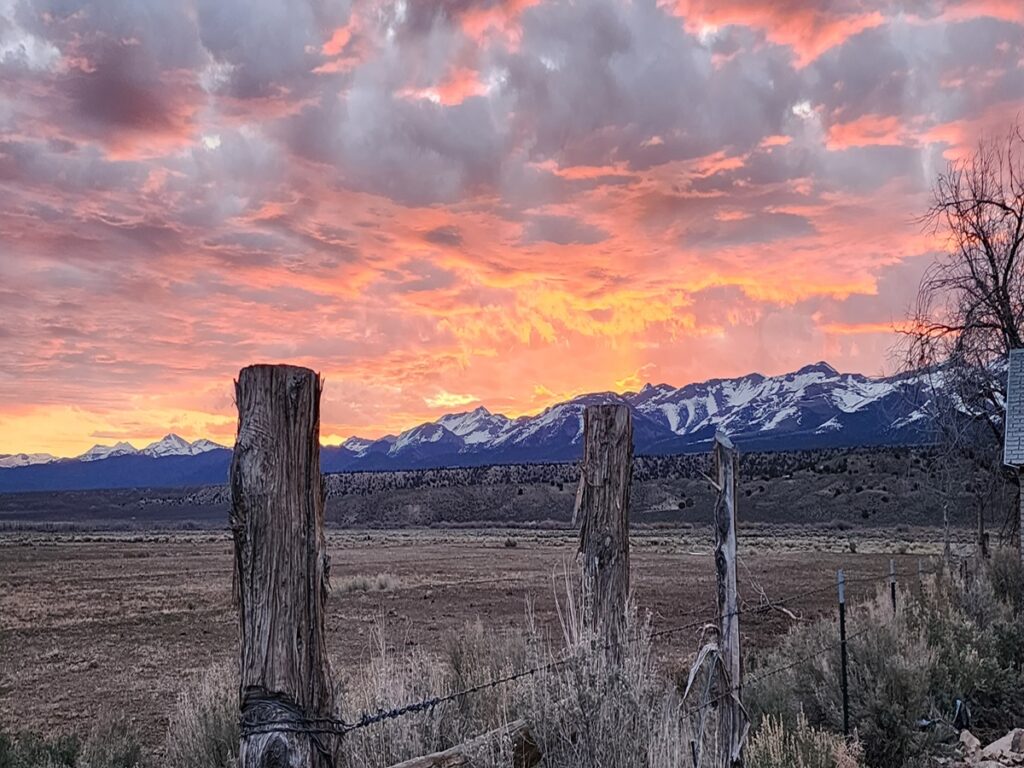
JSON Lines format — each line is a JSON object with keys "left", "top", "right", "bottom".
{"left": 0, "top": 362, "right": 935, "bottom": 492}
{"left": 2, "top": 434, "right": 227, "bottom": 467}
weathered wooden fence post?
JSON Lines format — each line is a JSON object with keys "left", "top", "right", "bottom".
{"left": 231, "top": 364, "right": 336, "bottom": 768}
{"left": 713, "top": 432, "right": 746, "bottom": 767}
{"left": 574, "top": 404, "right": 632, "bottom": 659}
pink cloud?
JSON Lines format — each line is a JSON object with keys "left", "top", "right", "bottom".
{"left": 0, "top": 0, "right": 1022, "bottom": 453}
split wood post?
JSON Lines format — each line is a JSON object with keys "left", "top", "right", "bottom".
{"left": 385, "top": 719, "right": 542, "bottom": 768}
{"left": 712, "top": 432, "right": 746, "bottom": 767}
{"left": 573, "top": 404, "right": 632, "bottom": 660}
{"left": 231, "top": 364, "right": 336, "bottom": 768}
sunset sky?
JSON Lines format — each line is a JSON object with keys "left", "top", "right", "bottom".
{"left": 1, "top": 0, "right": 1023, "bottom": 456}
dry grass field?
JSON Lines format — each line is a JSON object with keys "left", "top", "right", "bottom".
{"left": 0, "top": 526, "right": 965, "bottom": 749}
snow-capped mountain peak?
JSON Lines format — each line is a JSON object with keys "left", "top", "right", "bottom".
{"left": 388, "top": 422, "right": 462, "bottom": 456}
{"left": 437, "top": 406, "right": 512, "bottom": 446}
{"left": 73, "top": 435, "right": 226, "bottom": 463}
{"left": 190, "top": 438, "right": 227, "bottom": 454}
{"left": 332, "top": 363, "right": 932, "bottom": 470}
{"left": 141, "top": 434, "right": 227, "bottom": 457}
{"left": 342, "top": 436, "right": 373, "bottom": 453}
{"left": 796, "top": 361, "right": 840, "bottom": 377}
{"left": 79, "top": 441, "right": 138, "bottom": 462}
{"left": 0, "top": 452, "right": 57, "bottom": 468}
{"left": 0, "top": 361, "right": 939, "bottom": 489}
{"left": 142, "top": 434, "right": 194, "bottom": 457}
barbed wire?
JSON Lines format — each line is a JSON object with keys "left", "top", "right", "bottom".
{"left": 680, "top": 626, "right": 874, "bottom": 721}
{"left": 240, "top": 562, "right": 941, "bottom": 738}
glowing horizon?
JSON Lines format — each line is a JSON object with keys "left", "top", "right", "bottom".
{"left": 2, "top": 0, "right": 1023, "bottom": 457}
{"left": 3, "top": 358, "right": 865, "bottom": 458}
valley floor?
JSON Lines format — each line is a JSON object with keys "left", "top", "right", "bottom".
{"left": 0, "top": 526, "right": 972, "bottom": 748}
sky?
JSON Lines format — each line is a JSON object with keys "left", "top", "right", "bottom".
{"left": 1, "top": 0, "right": 1023, "bottom": 457}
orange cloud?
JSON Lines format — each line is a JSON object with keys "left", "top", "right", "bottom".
{"left": 826, "top": 114, "right": 912, "bottom": 149}
{"left": 322, "top": 24, "right": 353, "bottom": 56}
{"left": 399, "top": 66, "right": 489, "bottom": 106}
{"left": 667, "top": 1, "right": 886, "bottom": 65}
{"left": 459, "top": 0, "right": 542, "bottom": 47}
{"left": 2, "top": 0, "right": 1022, "bottom": 456}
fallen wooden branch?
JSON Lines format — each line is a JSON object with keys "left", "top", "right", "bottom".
{"left": 386, "top": 718, "right": 541, "bottom": 768}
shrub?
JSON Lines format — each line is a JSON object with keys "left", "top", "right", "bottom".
{"left": 747, "top": 593, "right": 937, "bottom": 768}
{"left": 0, "top": 715, "right": 143, "bottom": 768}
{"left": 0, "top": 732, "right": 79, "bottom": 768}
{"left": 748, "top": 551, "right": 1024, "bottom": 767}
{"left": 916, "top": 557, "right": 1024, "bottom": 742}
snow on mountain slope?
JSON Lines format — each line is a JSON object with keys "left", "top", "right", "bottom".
{"left": 627, "top": 363, "right": 928, "bottom": 444}
{"left": 2, "top": 362, "right": 937, "bottom": 490}
{"left": 190, "top": 438, "right": 227, "bottom": 454}
{"left": 0, "top": 452, "right": 57, "bottom": 468}
{"left": 79, "top": 441, "right": 139, "bottom": 462}
{"left": 142, "top": 434, "right": 194, "bottom": 457}
{"left": 75, "top": 435, "right": 226, "bottom": 463}
{"left": 388, "top": 422, "right": 463, "bottom": 456}
{"left": 328, "top": 362, "right": 933, "bottom": 469}
{"left": 437, "top": 406, "right": 512, "bottom": 446}
{"left": 341, "top": 436, "right": 374, "bottom": 454}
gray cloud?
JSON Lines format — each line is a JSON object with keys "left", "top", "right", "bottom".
{"left": 423, "top": 225, "right": 463, "bottom": 246}
{"left": 520, "top": 214, "right": 609, "bottom": 245}
{"left": 197, "top": 0, "right": 350, "bottom": 99}
{"left": 683, "top": 211, "right": 816, "bottom": 249}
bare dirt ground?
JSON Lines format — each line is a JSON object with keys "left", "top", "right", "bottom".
{"left": 0, "top": 526, "right": 968, "bottom": 748}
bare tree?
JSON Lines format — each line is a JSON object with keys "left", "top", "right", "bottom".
{"left": 901, "top": 122, "right": 1024, "bottom": 548}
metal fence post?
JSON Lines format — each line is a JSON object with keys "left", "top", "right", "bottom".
{"left": 838, "top": 569, "right": 850, "bottom": 739}
{"left": 889, "top": 558, "right": 897, "bottom": 614}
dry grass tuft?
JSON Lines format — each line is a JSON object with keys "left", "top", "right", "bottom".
{"left": 163, "top": 662, "right": 237, "bottom": 768}
{"left": 747, "top": 713, "right": 862, "bottom": 768}
{"left": 161, "top": 583, "right": 710, "bottom": 768}
{"left": 334, "top": 572, "right": 402, "bottom": 594}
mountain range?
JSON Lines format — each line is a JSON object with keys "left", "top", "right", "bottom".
{"left": 0, "top": 362, "right": 934, "bottom": 492}
{"left": 0, "top": 434, "right": 226, "bottom": 468}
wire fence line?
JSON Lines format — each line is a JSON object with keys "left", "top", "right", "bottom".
{"left": 680, "top": 626, "right": 876, "bottom": 721}
{"left": 240, "top": 561, "right": 944, "bottom": 739}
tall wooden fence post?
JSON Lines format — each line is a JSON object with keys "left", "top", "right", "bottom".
{"left": 713, "top": 432, "right": 746, "bottom": 767}
{"left": 573, "top": 404, "right": 632, "bottom": 659}
{"left": 231, "top": 364, "right": 336, "bottom": 768}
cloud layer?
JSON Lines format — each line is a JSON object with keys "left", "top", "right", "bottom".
{"left": 1, "top": 0, "right": 1023, "bottom": 454}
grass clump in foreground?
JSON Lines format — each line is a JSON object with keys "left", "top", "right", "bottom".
{"left": 0, "top": 715, "right": 143, "bottom": 768}
{"left": 747, "top": 713, "right": 862, "bottom": 768}
{"left": 162, "top": 587, "right": 856, "bottom": 768}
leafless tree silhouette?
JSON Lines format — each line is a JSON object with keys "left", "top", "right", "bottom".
{"left": 900, "top": 121, "right": 1024, "bottom": 544}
